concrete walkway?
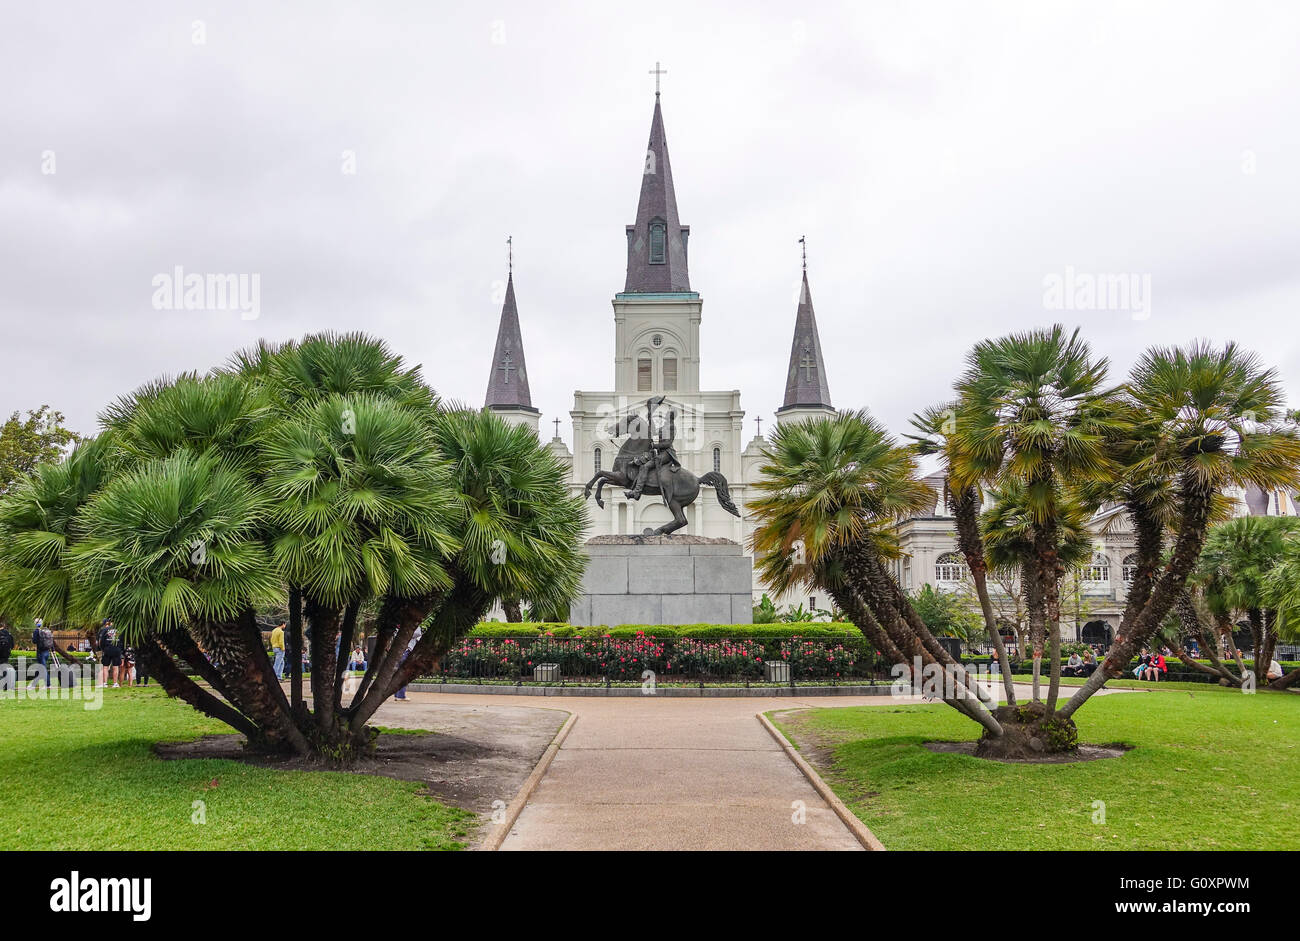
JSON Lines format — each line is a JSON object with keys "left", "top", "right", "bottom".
{"left": 391, "top": 683, "right": 1128, "bottom": 851}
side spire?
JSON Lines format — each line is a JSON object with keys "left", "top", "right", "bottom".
{"left": 778, "top": 242, "right": 833, "bottom": 413}
{"left": 484, "top": 250, "right": 537, "bottom": 414}
{"left": 624, "top": 84, "right": 690, "bottom": 293}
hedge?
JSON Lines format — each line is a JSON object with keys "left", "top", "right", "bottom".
{"left": 468, "top": 622, "right": 867, "bottom": 642}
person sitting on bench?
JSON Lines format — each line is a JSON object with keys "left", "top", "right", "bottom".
{"left": 1140, "top": 651, "right": 1167, "bottom": 681}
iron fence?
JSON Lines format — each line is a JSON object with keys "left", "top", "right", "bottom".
{"left": 422, "top": 633, "right": 891, "bottom": 687}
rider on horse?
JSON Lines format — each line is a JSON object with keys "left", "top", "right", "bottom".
{"left": 624, "top": 395, "right": 681, "bottom": 505}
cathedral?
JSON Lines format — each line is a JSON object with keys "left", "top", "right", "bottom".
{"left": 478, "top": 88, "right": 1298, "bottom": 626}
{"left": 481, "top": 89, "right": 835, "bottom": 607}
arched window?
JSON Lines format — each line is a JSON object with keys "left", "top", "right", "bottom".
{"left": 935, "top": 552, "right": 968, "bottom": 583}
{"left": 712, "top": 447, "right": 721, "bottom": 473}
{"left": 637, "top": 355, "right": 652, "bottom": 392}
{"left": 662, "top": 356, "right": 677, "bottom": 391}
{"left": 1083, "top": 552, "right": 1110, "bottom": 584}
{"left": 1121, "top": 553, "right": 1139, "bottom": 583}
{"left": 594, "top": 447, "right": 602, "bottom": 473}
{"left": 649, "top": 219, "right": 666, "bottom": 264}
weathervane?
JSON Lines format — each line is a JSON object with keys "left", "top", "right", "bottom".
{"left": 649, "top": 61, "right": 667, "bottom": 97}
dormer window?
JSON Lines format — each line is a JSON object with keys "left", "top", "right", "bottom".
{"left": 649, "top": 219, "right": 666, "bottom": 265}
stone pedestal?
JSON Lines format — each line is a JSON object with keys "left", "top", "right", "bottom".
{"left": 570, "top": 535, "right": 753, "bottom": 626}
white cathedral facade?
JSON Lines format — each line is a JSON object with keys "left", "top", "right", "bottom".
{"left": 478, "top": 91, "right": 1298, "bottom": 626}
{"left": 481, "top": 92, "right": 835, "bottom": 610}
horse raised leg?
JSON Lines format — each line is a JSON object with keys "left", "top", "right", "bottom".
{"left": 584, "top": 470, "right": 629, "bottom": 510}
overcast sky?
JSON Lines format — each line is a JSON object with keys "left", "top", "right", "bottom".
{"left": 3, "top": 1, "right": 1298, "bottom": 448}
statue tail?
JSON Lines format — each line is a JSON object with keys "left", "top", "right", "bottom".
{"left": 699, "top": 471, "right": 740, "bottom": 517}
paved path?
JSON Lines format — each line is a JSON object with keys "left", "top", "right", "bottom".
{"left": 388, "top": 682, "right": 1116, "bottom": 851}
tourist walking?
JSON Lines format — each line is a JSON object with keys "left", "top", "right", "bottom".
{"left": 98, "top": 618, "right": 123, "bottom": 688}
{"left": 270, "top": 622, "right": 286, "bottom": 679}
{"left": 30, "top": 618, "right": 54, "bottom": 690}
{"left": 0, "top": 621, "right": 14, "bottom": 690}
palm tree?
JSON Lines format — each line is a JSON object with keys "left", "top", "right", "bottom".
{"left": 0, "top": 434, "right": 115, "bottom": 629}
{"left": 1262, "top": 532, "right": 1300, "bottom": 689}
{"left": 909, "top": 403, "right": 1016, "bottom": 704}
{"left": 1058, "top": 342, "right": 1300, "bottom": 717}
{"left": 749, "top": 411, "right": 1002, "bottom": 734}
{"left": 260, "top": 392, "right": 461, "bottom": 747}
{"left": 71, "top": 449, "right": 306, "bottom": 750}
{"left": 344, "top": 408, "right": 587, "bottom": 735}
{"left": 979, "top": 478, "right": 1092, "bottom": 708}
{"left": 0, "top": 334, "right": 588, "bottom": 761}
{"left": 948, "top": 325, "right": 1117, "bottom": 713}
{"left": 1192, "top": 515, "right": 1300, "bottom": 688}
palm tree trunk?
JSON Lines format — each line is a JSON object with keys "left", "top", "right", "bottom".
{"left": 1039, "top": 523, "right": 1064, "bottom": 712}
{"left": 951, "top": 486, "right": 1015, "bottom": 704}
{"left": 138, "top": 636, "right": 261, "bottom": 740}
{"left": 350, "top": 597, "right": 402, "bottom": 706}
{"left": 1247, "top": 608, "right": 1264, "bottom": 676}
{"left": 1059, "top": 477, "right": 1212, "bottom": 720}
{"left": 1024, "top": 559, "right": 1045, "bottom": 702}
{"left": 192, "top": 616, "right": 311, "bottom": 755}
{"left": 1046, "top": 618, "right": 1063, "bottom": 712}
{"left": 288, "top": 586, "right": 304, "bottom": 717}
{"left": 1223, "top": 616, "right": 1248, "bottom": 678}
{"left": 345, "top": 597, "right": 436, "bottom": 734}
{"left": 826, "top": 583, "right": 908, "bottom": 667}
{"left": 1256, "top": 609, "right": 1278, "bottom": 688}
{"left": 305, "top": 600, "right": 342, "bottom": 738}
{"left": 1175, "top": 590, "right": 1241, "bottom": 684}
{"left": 348, "top": 581, "right": 492, "bottom": 735}
{"left": 165, "top": 626, "right": 247, "bottom": 710}
{"left": 503, "top": 598, "right": 523, "bottom": 623}
{"left": 1267, "top": 666, "right": 1300, "bottom": 691}
{"left": 332, "top": 601, "right": 360, "bottom": 713}
{"left": 844, "top": 544, "right": 1000, "bottom": 719}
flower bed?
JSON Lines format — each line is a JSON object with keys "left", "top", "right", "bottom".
{"left": 435, "top": 628, "right": 884, "bottom": 682}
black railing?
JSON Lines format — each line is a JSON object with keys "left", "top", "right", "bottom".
{"left": 423, "top": 634, "right": 890, "bottom": 687}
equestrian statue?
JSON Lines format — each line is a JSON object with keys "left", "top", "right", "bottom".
{"left": 582, "top": 395, "right": 740, "bottom": 536}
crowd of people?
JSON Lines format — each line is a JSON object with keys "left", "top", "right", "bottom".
{"left": 263, "top": 620, "right": 418, "bottom": 699}
{"left": 0, "top": 616, "right": 150, "bottom": 689}
{"left": 265, "top": 621, "right": 370, "bottom": 680}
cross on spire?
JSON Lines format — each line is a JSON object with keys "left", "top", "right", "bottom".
{"left": 755, "top": 415, "right": 763, "bottom": 437}
{"left": 649, "top": 61, "right": 667, "bottom": 97}
{"left": 507, "top": 235, "right": 512, "bottom": 274}
{"left": 800, "top": 346, "right": 817, "bottom": 382}
{"left": 553, "top": 417, "right": 561, "bottom": 438}
{"left": 499, "top": 353, "right": 514, "bottom": 384}
{"left": 799, "top": 235, "right": 807, "bottom": 271}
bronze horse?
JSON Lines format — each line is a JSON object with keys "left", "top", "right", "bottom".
{"left": 582, "top": 401, "right": 740, "bottom": 536}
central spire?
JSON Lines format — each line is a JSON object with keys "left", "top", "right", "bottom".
{"left": 624, "top": 93, "right": 691, "bottom": 293}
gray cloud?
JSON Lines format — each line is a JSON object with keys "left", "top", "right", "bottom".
{"left": 2, "top": 0, "right": 1298, "bottom": 440}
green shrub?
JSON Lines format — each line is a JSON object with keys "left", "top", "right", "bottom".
{"left": 439, "top": 624, "right": 886, "bottom": 680}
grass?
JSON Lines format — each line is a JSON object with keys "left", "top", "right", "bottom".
{"left": 771, "top": 685, "right": 1300, "bottom": 850}
{"left": 1012, "top": 674, "right": 1234, "bottom": 692}
{"left": 0, "top": 686, "right": 478, "bottom": 850}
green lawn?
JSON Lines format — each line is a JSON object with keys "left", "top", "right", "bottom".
{"left": 0, "top": 686, "right": 477, "bottom": 850}
{"left": 772, "top": 686, "right": 1300, "bottom": 850}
